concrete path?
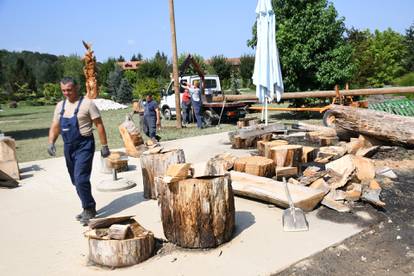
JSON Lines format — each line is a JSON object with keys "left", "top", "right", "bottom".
{"left": 0, "top": 132, "right": 366, "bottom": 276}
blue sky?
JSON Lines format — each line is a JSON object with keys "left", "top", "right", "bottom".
{"left": 0, "top": 0, "right": 413, "bottom": 62}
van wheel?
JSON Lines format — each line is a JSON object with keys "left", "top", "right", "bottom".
{"left": 163, "top": 108, "right": 172, "bottom": 120}
{"left": 203, "top": 110, "right": 219, "bottom": 126}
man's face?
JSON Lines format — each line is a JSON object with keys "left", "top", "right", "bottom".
{"left": 146, "top": 95, "right": 152, "bottom": 102}
{"left": 60, "top": 82, "right": 78, "bottom": 101}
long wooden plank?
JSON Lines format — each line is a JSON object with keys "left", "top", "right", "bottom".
{"left": 230, "top": 171, "right": 325, "bottom": 211}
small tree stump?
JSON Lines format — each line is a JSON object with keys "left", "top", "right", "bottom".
{"left": 158, "top": 175, "right": 235, "bottom": 248}
{"left": 87, "top": 220, "right": 155, "bottom": 267}
{"left": 140, "top": 149, "right": 185, "bottom": 199}
{"left": 234, "top": 156, "right": 275, "bottom": 177}
{"left": 270, "top": 145, "right": 303, "bottom": 167}
{"left": 263, "top": 140, "right": 289, "bottom": 158}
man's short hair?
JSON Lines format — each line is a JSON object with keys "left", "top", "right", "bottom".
{"left": 60, "top": 77, "right": 77, "bottom": 86}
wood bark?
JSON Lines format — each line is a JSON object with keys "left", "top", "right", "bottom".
{"left": 119, "top": 126, "right": 146, "bottom": 157}
{"left": 270, "top": 145, "right": 303, "bottom": 167}
{"left": 158, "top": 175, "right": 235, "bottom": 248}
{"left": 0, "top": 137, "right": 20, "bottom": 180}
{"left": 329, "top": 104, "right": 414, "bottom": 147}
{"left": 87, "top": 220, "right": 154, "bottom": 267}
{"left": 140, "top": 149, "right": 185, "bottom": 199}
{"left": 263, "top": 140, "right": 289, "bottom": 158}
{"left": 230, "top": 171, "right": 325, "bottom": 211}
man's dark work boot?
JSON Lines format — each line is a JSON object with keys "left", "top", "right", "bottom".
{"left": 75, "top": 210, "right": 85, "bottom": 221}
{"left": 80, "top": 207, "right": 96, "bottom": 226}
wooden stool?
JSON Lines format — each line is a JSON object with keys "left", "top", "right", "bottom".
{"left": 158, "top": 175, "right": 235, "bottom": 248}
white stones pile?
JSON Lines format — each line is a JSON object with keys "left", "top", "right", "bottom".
{"left": 93, "top": 98, "right": 128, "bottom": 111}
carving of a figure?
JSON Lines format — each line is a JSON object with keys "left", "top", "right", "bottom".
{"left": 82, "top": 40, "right": 99, "bottom": 99}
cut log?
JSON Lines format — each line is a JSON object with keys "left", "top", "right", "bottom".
{"left": 158, "top": 175, "right": 235, "bottom": 248}
{"left": 234, "top": 156, "right": 275, "bottom": 177}
{"left": 88, "top": 215, "right": 134, "bottom": 229}
{"left": 329, "top": 104, "right": 414, "bottom": 147}
{"left": 87, "top": 219, "right": 154, "bottom": 267}
{"left": 166, "top": 163, "right": 191, "bottom": 178}
{"left": 0, "top": 169, "right": 19, "bottom": 188}
{"left": 293, "top": 122, "right": 337, "bottom": 137}
{"left": 302, "top": 146, "right": 317, "bottom": 163}
{"left": 108, "top": 224, "right": 132, "bottom": 240}
{"left": 119, "top": 126, "right": 146, "bottom": 158}
{"left": 229, "top": 123, "right": 285, "bottom": 148}
{"left": 275, "top": 167, "right": 298, "bottom": 179}
{"left": 106, "top": 151, "right": 128, "bottom": 172}
{"left": 237, "top": 117, "right": 259, "bottom": 128}
{"left": 230, "top": 171, "right": 325, "bottom": 211}
{"left": 270, "top": 145, "right": 303, "bottom": 167}
{"left": 0, "top": 137, "right": 20, "bottom": 180}
{"left": 263, "top": 140, "right": 289, "bottom": 158}
{"left": 140, "top": 149, "right": 186, "bottom": 199}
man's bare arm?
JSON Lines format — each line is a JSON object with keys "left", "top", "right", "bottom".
{"left": 48, "top": 120, "right": 60, "bottom": 144}
{"left": 93, "top": 117, "right": 108, "bottom": 146}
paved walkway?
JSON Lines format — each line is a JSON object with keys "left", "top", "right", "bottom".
{"left": 0, "top": 132, "right": 368, "bottom": 276}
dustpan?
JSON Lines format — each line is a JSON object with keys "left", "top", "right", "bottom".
{"left": 282, "top": 178, "right": 309, "bottom": 232}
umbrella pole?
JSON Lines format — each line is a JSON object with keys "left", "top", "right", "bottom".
{"left": 265, "top": 96, "right": 269, "bottom": 126}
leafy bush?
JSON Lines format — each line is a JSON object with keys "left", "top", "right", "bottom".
{"left": 133, "top": 78, "right": 161, "bottom": 102}
{"left": 394, "top": 72, "right": 414, "bottom": 99}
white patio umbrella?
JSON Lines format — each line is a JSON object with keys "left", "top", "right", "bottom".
{"left": 252, "top": 0, "right": 284, "bottom": 125}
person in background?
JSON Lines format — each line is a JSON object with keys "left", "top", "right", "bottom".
{"left": 143, "top": 93, "right": 161, "bottom": 143}
{"left": 182, "top": 81, "right": 203, "bottom": 128}
{"left": 47, "top": 77, "right": 110, "bottom": 226}
{"left": 181, "top": 88, "right": 192, "bottom": 126}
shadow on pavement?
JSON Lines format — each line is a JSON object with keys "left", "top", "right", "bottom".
{"left": 96, "top": 191, "right": 146, "bottom": 218}
{"left": 234, "top": 211, "right": 256, "bottom": 238}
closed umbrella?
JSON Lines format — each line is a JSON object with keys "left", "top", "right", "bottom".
{"left": 252, "top": 0, "right": 284, "bottom": 125}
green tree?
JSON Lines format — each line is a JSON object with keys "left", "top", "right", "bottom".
{"left": 9, "top": 58, "right": 37, "bottom": 95}
{"left": 367, "top": 29, "right": 406, "bottom": 87}
{"left": 239, "top": 54, "right": 255, "bottom": 87}
{"left": 106, "top": 66, "right": 123, "bottom": 100}
{"left": 131, "top": 53, "right": 143, "bottom": 61}
{"left": 177, "top": 53, "right": 207, "bottom": 76}
{"left": 123, "top": 70, "right": 138, "bottom": 86}
{"left": 116, "top": 78, "right": 133, "bottom": 103}
{"left": 60, "top": 55, "right": 85, "bottom": 92}
{"left": 97, "top": 58, "right": 116, "bottom": 90}
{"left": 42, "top": 83, "right": 62, "bottom": 102}
{"left": 404, "top": 22, "right": 414, "bottom": 72}
{"left": 117, "top": 55, "right": 125, "bottom": 62}
{"left": 133, "top": 78, "right": 161, "bottom": 102}
{"left": 248, "top": 0, "right": 354, "bottom": 91}
{"left": 209, "top": 55, "right": 232, "bottom": 83}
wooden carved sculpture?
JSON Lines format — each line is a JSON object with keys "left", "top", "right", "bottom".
{"left": 82, "top": 40, "right": 99, "bottom": 99}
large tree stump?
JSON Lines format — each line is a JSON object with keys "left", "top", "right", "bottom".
{"left": 262, "top": 140, "right": 289, "bottom": 158}
{"left": 140, "top": 149, "right": 185, "bottom": 199}
{"left": 234, "top": 156, "right": 275, "bottom": 177}
{"left": 158, "top": 175, "right": 235, "bottom": 248}
{"left": 86, "top": 219, "right": 154, "bottom": 267}
{"left": 270, "top": 145, "right": 303, "bottom": 167}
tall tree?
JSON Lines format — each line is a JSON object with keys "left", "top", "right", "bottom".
{"left": 209, "top": 55, "right": 232, "bottom": 82}
{"left": 248, "top": 0, "right": 354, "bottom": 91}
{"left": 97, "top": 57, "right": 116, "bottom": 90}
{"left": 116, "top": 78, "right": 133, "bottom": 103}
{"left": 106, "top": 65, "right": 123, "bottom": 100}
{"left": 117, "top": 55, "right": 125, "bottom": 62}
{"left": 9, "top": 58, "right": 37, "bottom": 94}
{"left": 239, "top": 54, "right": 255, "bottom": 87}
{"left": 367, "top": 29, "right": 406, "bottom": 87}
{"left": 404, "top": 22, "right": 414, "bottom": 72}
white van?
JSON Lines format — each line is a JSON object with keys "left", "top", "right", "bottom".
{"left": 160, "top": 75, "right": 221, "bottom": 120}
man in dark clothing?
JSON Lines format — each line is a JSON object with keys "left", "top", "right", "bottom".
{"left": 143, "top": 94, "right": 161, "bottom": 142}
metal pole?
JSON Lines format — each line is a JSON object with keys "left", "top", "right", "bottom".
{"left": 168, "top": 0, "right": 182, "bottom": 128}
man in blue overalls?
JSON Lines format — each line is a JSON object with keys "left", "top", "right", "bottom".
{"left": 143, "top": 94, "right": 161, "bottom": 143}
{"left": 47, "top": 77, "right": 110, "bottom": 226}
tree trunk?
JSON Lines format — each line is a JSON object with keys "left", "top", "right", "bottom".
{"left": 329, "top": 105, "right": 414, "bottom": 147}
{"left": 158, "top": 175, "right": 235, "bottom": 248}
{"left": 140, "top": 149, "right": 185, "bottom": 199}
{"left": 229, "top": 123, "right": 285, "bottom": 149}
{"left": 87, "top": 220, "right": 155, "bottom": 267}
{"left": 270, "top": 145, "right": 303, "bottom": 167}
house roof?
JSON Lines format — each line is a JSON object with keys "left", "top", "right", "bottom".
{"left": 117, "top": 60, "right": 145, "bottom": 70}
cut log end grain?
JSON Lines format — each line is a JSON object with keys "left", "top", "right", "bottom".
{"left": 270, "top": 145, "right": 303, "bottom": 168}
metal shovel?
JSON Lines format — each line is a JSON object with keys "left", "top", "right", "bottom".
{"left": 282, "top": 177, "right": 309, "bottom": 232}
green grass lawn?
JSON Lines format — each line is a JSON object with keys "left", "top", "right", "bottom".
{"left": 0, "top": 104, "right": 238, "bottom": 162}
